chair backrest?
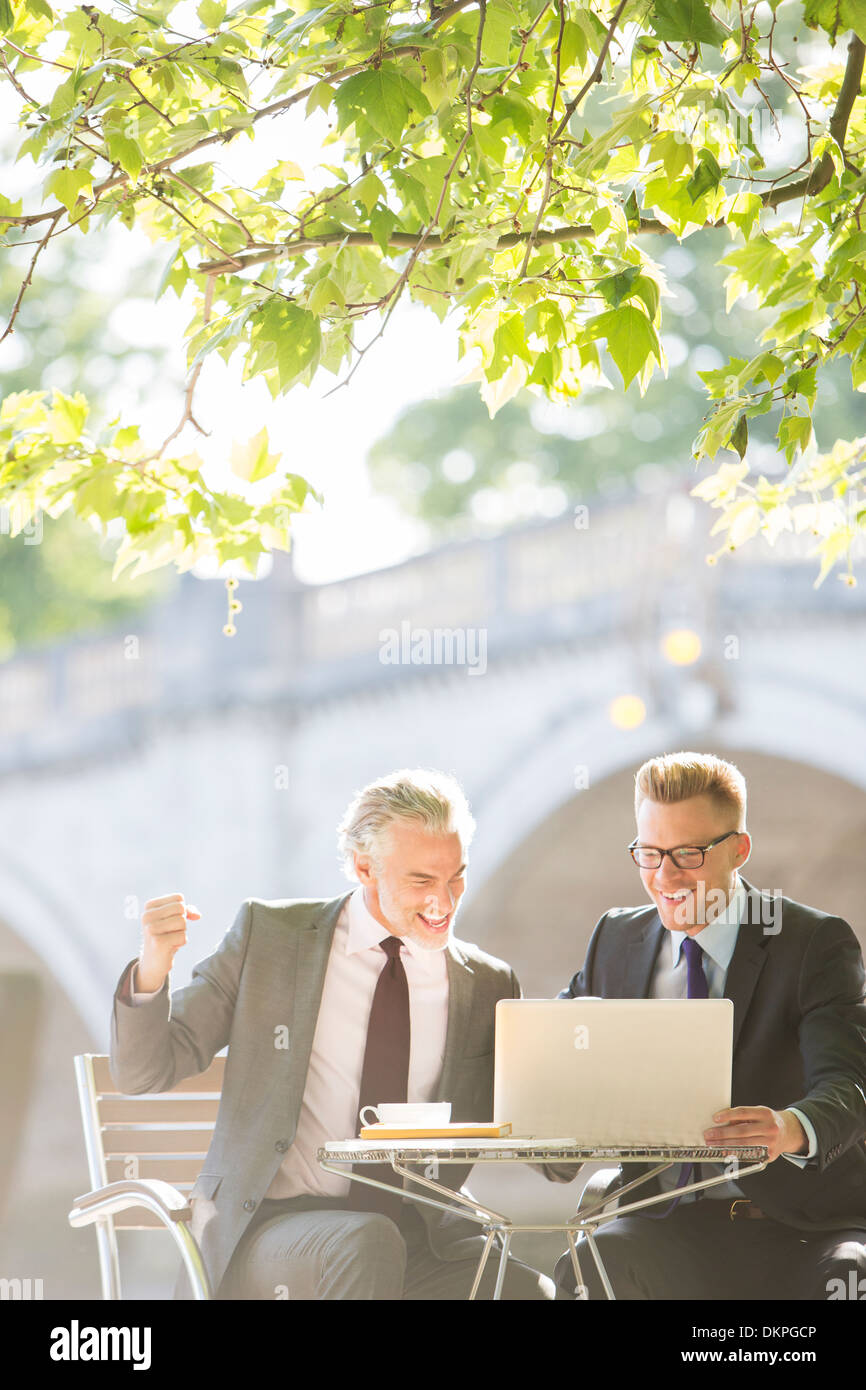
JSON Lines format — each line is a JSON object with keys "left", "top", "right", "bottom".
{"left": 74, "top": 1054, "right": 225, "bottom": 1229}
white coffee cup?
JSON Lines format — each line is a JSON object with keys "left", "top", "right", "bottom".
{"left": 359, "top": 1102, "right": 452, "bottom": 1128}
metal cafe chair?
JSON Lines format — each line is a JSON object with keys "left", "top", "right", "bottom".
{"left": 68, "top": 1053, "right": 224, "bottom": 1299}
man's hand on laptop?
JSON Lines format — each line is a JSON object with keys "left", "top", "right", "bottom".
{"left": 703, "top": 1105, "right": 807, "bottom": 1161}
{"left": 135, "top": 892, "right": 201, "bottom": 994}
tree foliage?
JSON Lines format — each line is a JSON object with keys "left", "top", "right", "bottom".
{"left": 0, "top": 216, "right": 178, "bottom": 654}
{"left": 2, "top": 0, "right": 866, "bottom": 588}
{"left": 368, "top": 229, "right": 866, "bottom": 538}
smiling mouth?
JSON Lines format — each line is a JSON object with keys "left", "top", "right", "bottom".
{"left": 660, "top": 890, "right": 692, "bottom": 903}
{"left": 418, "top": 912, "right": 450, "bottom": 931}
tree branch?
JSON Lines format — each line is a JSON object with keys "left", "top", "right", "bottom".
{"left": 154, "top": 274, "right": 216, "bottom": 457}
{"left": 0, "top": 211, "right": 62, "bottom": 344}
{"left": 324, "top": 0, "right": 489, "bottom": 395}
{"left": 761, "top": 32, "right": 864, "bottom": 210}
{"left": 196, "top": 216, "right": 667, "bottom": 274}
{"left": 550, "top": 0, "right": 630, "bottom": 144}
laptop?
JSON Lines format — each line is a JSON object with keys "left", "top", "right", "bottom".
{"left": 493, "top": 998, "right": 734, "bottom": 1146}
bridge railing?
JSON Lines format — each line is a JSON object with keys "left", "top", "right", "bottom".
{"left": 0, "top": 493, "right": 862, "bottom": 773}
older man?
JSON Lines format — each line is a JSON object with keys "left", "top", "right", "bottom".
{"left": 552, "top": 750, "right": 866, "bottom": 1301}
{"left": 110, "top": 768, "right": 554, "bottom": 1300}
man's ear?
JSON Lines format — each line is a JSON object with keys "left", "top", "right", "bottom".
{"left": 354, "top": 852, "right": 374, "bottom": 886}
{"left": 735, "top": 833, "right": 752, "bottom": 868}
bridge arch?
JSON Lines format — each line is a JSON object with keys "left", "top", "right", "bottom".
{"left": 461, "top": 674, "right": 866, "bottom": 993}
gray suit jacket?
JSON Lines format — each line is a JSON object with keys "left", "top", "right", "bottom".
{"left": 109, "top": 891, "right": 520, "bottom": 1298}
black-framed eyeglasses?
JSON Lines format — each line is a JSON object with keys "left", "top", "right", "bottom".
{"left": 627, "top": 830, "right": 740, "bottom": 870}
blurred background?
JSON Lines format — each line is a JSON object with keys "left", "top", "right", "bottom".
{"left": 2, "top": 20, "right": 866, "bottom": 1292}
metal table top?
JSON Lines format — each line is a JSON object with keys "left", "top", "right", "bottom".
{"left": 319, "top": 1140, "right": 769, "bottom": 1164}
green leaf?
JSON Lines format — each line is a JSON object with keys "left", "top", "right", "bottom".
{"left": 686, "top": 148, "right": 722, "bottom": 203}
{"left": 45, "top": 167, "right": 93, "bottom": 215}
{"left": 49, "top": 74, "right": 82, "bottom": 121}
{"left": 0, "top": 0, "right": 15, "bottom": 27}
{"left": 482, "top": 0, "right": 517, "bottom": 66}
{"left": 197, "top": 0, "right": 226, "bottom": 26}
{"left": 726, "top": 191, "right": 761, "bottom": 239}
{"left": 559, "top": 18, "right": 588, "bottom": 71}
{"left": 248, "top": 299, "right": 322, "bottom": 391}
{"left": 592, "top": 305, "right": 660, "bottom": 389}
{"left": 652, "top": 131, "right": 694, "bottom": 180}
{"left": 803, "top": 0, "right": 866, "bottom": 43}
{"left": 230, "top": 427, "right": 280, "bottom": 482}
{"left": 730, "top": 412, "right": 748, "bottom": 460}
{"left": 370, "top": 204, "right": 397, "bottom": 255}
{"left": 106, "top": 131, "right": 143, "bottom": 182}
{"left": 306, "top": 80, "right": 334, "bottom": 117}
{"left": 598, "top": 266, "right": 641, "bottom": 309}
{"left": 632, "top": 275, "right": 660, "bottom": 321}
{"left": 489, "top": 313, "right": 528, "bottom": 381}
{"left": 307, "top": 276, "right": 344, "bottom": 314}
{"left": 355, "top": 171, "right": 385, "bottom": 213}
{"left": 650, "top": 0, "right": 726, "bottom": 47}
{"left": 334, "top": 67, "right": 431, "bottom": 147}
{"left": 778, "top": 414, "right": 813, "bottom": 463}
{"left": 48, "top": 390, "right": 89, "bottom": 443}
{"left": 73, "top": 467, "right": 122, "bottom": 522}
{"left": 788, "top": 366, "right": 818, "bottom": 408}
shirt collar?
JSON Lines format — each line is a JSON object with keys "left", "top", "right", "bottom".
{"left": 668, "top": 876, "right": 745, "bottom": 972}
{"left": 344, "top": 887, "right": 431, "bottom": 965}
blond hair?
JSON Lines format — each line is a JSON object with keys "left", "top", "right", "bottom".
{"left": 337, "top": 768, "right": 476, "bottom": 880}
{"left": 634, "top": 751, "right": 747, "bottom": 828}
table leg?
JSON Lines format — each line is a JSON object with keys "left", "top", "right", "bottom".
{"left": 468, "top": 1228, "right": 497, "bottom": 1301}
{"left": 492, "top": 1229, "right": 513, "bottom": 1302}
{"left": 584, "top": 1225, "right": 616, "bottom": 1301}
{"left": 566, "top": 1230, "right": 586, "bottom": 1299}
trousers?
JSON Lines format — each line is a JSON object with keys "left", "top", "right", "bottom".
{"left": 554, "top": 1201, "right": 866, "bottom": 1300}
{"left": 219, "top": 1193, "right": 556, "bottom": 1300}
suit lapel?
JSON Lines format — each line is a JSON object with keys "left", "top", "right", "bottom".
{"left": 724, "top": 877, "right": 770, "bottom": 1053}
{"left": 623, "top": 913, "right": 666, "bottom": 996}
{"left": 286, "top": 891, "right": 353, "bottom": 1095}
{"left": 435, "top": 941, "right": 475, "bottom": 1104}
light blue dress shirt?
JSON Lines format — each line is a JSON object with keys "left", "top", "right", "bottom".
{"left": 650, "top": 877, "right": 817, "bottom": 1202}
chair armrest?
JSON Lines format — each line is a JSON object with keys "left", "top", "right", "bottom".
{"left": 68, "top": 1180, "right": 212, "bottom": 1300}
{"left": 70, "top": 1179, "right": 192, "bottom": 1224}
{"left": 541, "top": 1161, "right": 583, "bottom": 1183}
{"left": 573, "top": 1166, "right": 624, "bottom": 1220}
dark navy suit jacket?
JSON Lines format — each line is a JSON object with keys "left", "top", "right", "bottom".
{"left": 557, "top": 879, "right": 866, "bottom": 1230}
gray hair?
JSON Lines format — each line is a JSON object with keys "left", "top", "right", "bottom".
{"left": 337, "top": 768, "right": 476, "bottom": 880}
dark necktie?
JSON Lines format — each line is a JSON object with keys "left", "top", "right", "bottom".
{"left": 646, "top": 935, "right": 710, "bottom": 1218}
{"left": 351, "top": 936, "right": 411, "bottom": 1220}
{"left": 682, "top": 935, "right": 709, "bottom": 1000}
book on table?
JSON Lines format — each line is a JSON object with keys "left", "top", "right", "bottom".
{"left": 359, "top": 1121, "right": 513, "bottom": 1139}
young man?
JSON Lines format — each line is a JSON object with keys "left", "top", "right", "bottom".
{"left": 110, "top": 768, "right": 554, "bottom": 1300}
{"left": 552, "top": 750, "right": 866, "bottom": 1301}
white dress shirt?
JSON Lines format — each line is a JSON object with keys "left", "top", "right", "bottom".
{"left": 650, "top": 876, "right": 817, "bottom": 1202}
{"left": 131, "top": 888, "right": 450, "bottom": 1198}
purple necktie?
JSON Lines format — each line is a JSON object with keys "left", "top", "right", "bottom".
{"left": 351, "top": 936, "right": 410, "bottom": 1221}
{"left": 683, "top": 935, "right": 709, "bottom": 1000}
{"left": 646, "top": 936, "right": 709, "bottom": 1218}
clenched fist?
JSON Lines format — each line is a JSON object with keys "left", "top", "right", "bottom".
{"left": 135, "top": 893, "right": 201, "bottom": 993}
